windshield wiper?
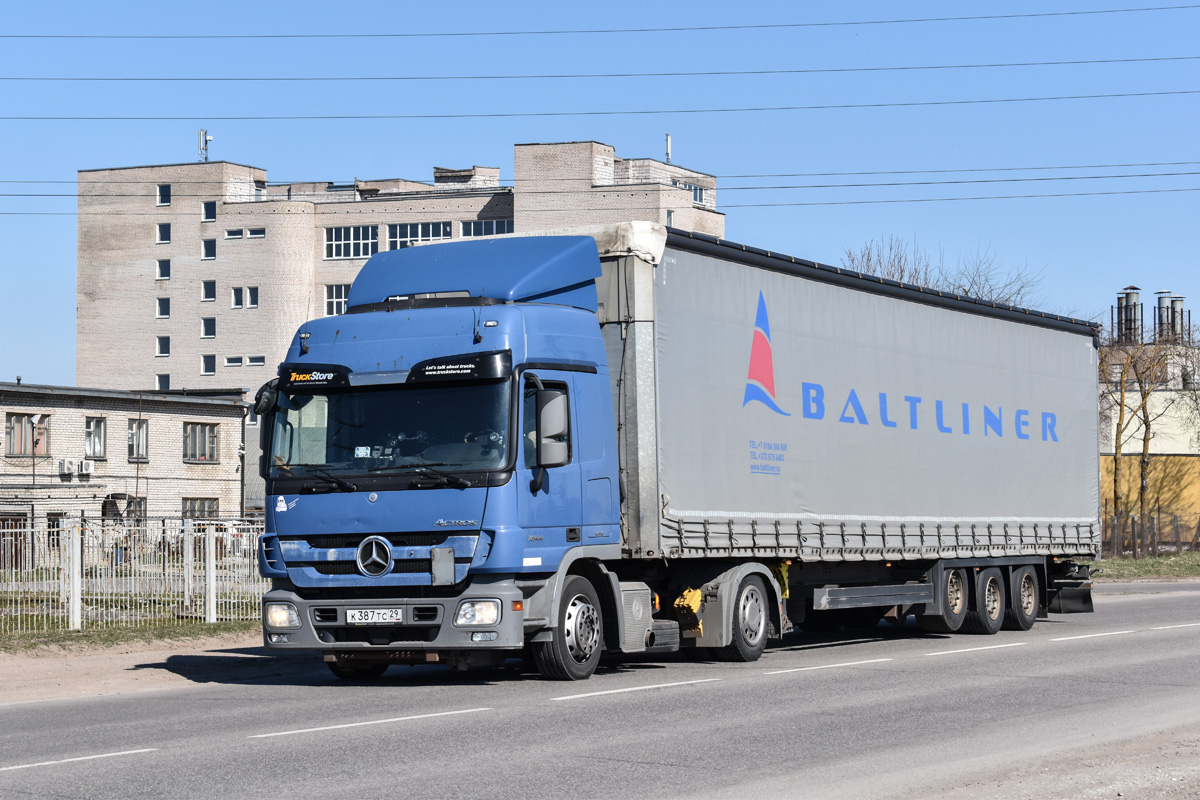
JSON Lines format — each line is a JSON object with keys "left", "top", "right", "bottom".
{"left": 412, "top": 466, "right": 471, "bottom": 489}
{"left": 306, "top": 466, "right": 357, "bottom": 492}
{"left": 367, "top": 460, "right": 452, "bottom": 473}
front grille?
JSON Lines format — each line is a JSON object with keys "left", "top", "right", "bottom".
{"left": 315, "top": 626, "right": 438, "bottom": 645}
{"left": 298, "top": 558, "right": 470, "bottom": 576}
{"left": 280, "top": 532, "right": 459, "bottom": 550}
{"left": 313, "top": 608, "right": 338, "bottom": 623}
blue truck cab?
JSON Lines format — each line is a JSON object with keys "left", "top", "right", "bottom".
{"left": 257, "top": 236, "right": 627, "bottom": 679}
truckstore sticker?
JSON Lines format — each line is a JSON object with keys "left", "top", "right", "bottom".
{"left": 742, "top": 292, "right": 790, "bottom": 417}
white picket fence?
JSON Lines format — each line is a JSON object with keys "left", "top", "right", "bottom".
{"left": 0, "top": 517, "right": 269, "bottom": 635}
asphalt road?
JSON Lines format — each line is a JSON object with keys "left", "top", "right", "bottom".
{"left": 2, "top": 582, "right": 1198, "bottom": 799}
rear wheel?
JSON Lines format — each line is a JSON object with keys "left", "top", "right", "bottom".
{"left": 962, "top": 568, "right": 1006, "bottom": 635}
{"left": 533, "top": 575, "right": 603, "bottom": 681}
{"left": 1003, "top": 566, "right": 1039, "bottom": 631}
{"left": 327, "top": 660, "right": 389, "bottom": 680}
{"left": 917, "top": 567, "right": 968, "bottom": 633}
{"left": 714, "top": 575, "right": 769, "bottom": 662}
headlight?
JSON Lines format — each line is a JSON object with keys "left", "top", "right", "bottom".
{"left": 265, "top": 602, "right": 301, "bottom": 629}
{"left": 455, "top": 599, "right": 500, "bottom": 626}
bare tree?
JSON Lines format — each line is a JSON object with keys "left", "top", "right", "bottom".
{"left": 843, "top": 236, "right": 1042, "bottom": 307}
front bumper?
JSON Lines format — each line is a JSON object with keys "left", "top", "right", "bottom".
{"left": 261, "top": 576, "right": 527, "bottom": 653}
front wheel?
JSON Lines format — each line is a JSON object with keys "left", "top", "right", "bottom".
{"left": 533, "top": 575, "right": 604, "bottom": 681}
{"left": 714, "top": 575, "right": 769, "bottom": 662}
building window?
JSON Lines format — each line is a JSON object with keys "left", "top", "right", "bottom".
{"left": 202, "top": 239, "right": 216, "bottom": 260}
{"left": 247, "top": 228, "right": 265, "bottom": 239}
{"left": 247, "top": 355, "right": 266, "bottom": 367}
{"left": 325, "top": 284, "right": 351, "bottom": 316}
{"left": 182, "top": 498, "right": 219, "bottom": 518}
{"left": 157, "top": 184, "right": 171, "bottom": 206}
{"left": 156, "top": 374, "right": 170, "bottom": 391}
{"left": 461, "top": 219, "right": 514, "bottom": 237}
{"left": 156, "top": 298, "right": 170, "bottom": 318}
{"left": 231, "top": 287, "right": 243, "bottom": 308}
{"left": 47, "top": 514, "right": 66, "bottom": 549}
{"left": 156, "top": 223, "right": 171, "bottom": 244}
{"left": 247, "top": 409, "right": 259, "bottom": 426}
{"left": 225, "top": 229, "right": 243, "bottom": 239}
{"left": 325, "top": 225, "right": 378, "bottom": 259}
{"left": 128, "top": 418, "right": 148, "bottom": 462}
{"left": 202, "top": 201, "right": 216, "bottom": 222}
{"left": 247, "top": 286, "right": 258, "bottom": 308}
{"left": 182, "top": 422, "right": 218, "bottom": 463}
{"left": 673, "top": 180, "right": 705, "bottom": 204}
{"left": 84, "top": 417, "right": 106, "bottom": 459}
{"left": 157, "top": 259, "right": 171, "bottom": 280}
{"left": 201, "top": 280, "right": 216, "bottom": 302}
{"left": 201, "top": 354, "right": 216, "bottom": 375}
{"left": 6, "top": 414, "right": 49, "bottom": 456}
{"left": 201, "top": 317, "right": 216, "bottom": 338}
{"left": 225, "top": 356, "right": 243, "bottom": 368}
{"left": 388, "top": 222, "right": 451, "bottom": 249}
{"left": 156, "top": 335, "right": 171, "bottom": 356}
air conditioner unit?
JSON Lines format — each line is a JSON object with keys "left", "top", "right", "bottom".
{"left": 59, "top": 459, "right": 76, "bottom": 475}
{"left": 78, "top": 460, "right": 95, "bottom": 475}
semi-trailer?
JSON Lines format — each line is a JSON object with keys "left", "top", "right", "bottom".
{"left": 256, "top": 222, "right": 1100, "bottom": 680}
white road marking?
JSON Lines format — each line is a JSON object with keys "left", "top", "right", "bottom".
{"left": 1151, "top": 622, "right": 1200, "bottom": 630}
{"left": 0, "top": 749, "right": 158, "bottom": 773}
{"left": 924, "top": 642, "right": 1028, "bottom": 656}
{"left": 248, "top": 707, "right": 492, "bottom": 739}
{"left": 1050, "top": 630, "right": 1135, "bottom": 641}
{"left": 764, "top": 658, "right": 893, "bottom": 675}
{"left": 553, "top": 678, "right": 721, "bottom": 701}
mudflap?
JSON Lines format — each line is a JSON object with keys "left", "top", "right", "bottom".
{"left": 1048, "top": 585, "right": 1094, "bottom": 613}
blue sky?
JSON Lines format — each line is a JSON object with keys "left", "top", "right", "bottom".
{"left": 1, "top": 1, "right": 1196, "bottom": 386}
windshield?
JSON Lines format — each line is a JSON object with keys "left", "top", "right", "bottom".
{"left": 269, "top": 379, "right": 510, "bottom": 478}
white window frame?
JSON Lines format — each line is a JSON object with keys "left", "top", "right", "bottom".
{"left": 325, "top": 284, "right": 351, "bottom": 316}
{"left": 201, "top": 201, "right": 216, "bottom": 222}
{"left": 156, "top": 335, "right": 170, "bottom": 357}
{"left": 182, "top": 497, "right": 219, "bottom": 517}
{"left": 201, "top": 280, "right": 216, "bottom": 302}
{"left": 156, "top": 374, "right": 170, "bottom": 391}
{"left": 461, "top": 219, "right": 514, "bottom": 237}
{"left": 84, "top": 417, "right": 107, "bottom": 459}
{"left": 200, "top": 317, "right": 216, "bottom": 339}
{"left": 201, "top": 239, "right": 216, "bottom": 260}
{"left": 225, "top": 229, "right": 243, "bottom": 239}
{"left": 247, "top": 228, "right": 266, "bottom": 239}
{"left": 128, "top": 418, "right": 149, "bottom": 462}
{"left": 156, "top": 259, "right": 171, "bottom": 280}
{"left": 225, "top": 356, "right": 243, "bottom": 368}
{"left": 231, "top": 287, "right": 244, "bottom": 309}
{"left": 247, "top": 355, "right": 266, "bottom": 367}
{"left": 156, "top": 298, "right": 170, "bottom": 319}
{"left": 201, "top": 354, "right": 216, "bottom": 375}
{"left": 156, "top": 184, "right": 171, "bottom": 206}
{"left": 247, "top": 286, "right": 258, "bottom": 308}
{"left": 324, "top": 225, "right": 379, "bottom": 260}
{"left": 156, "top": 223, "right": 171, "bottom": 244}
{"left": 388, "top": 222, "right": 451, "bottom": 249}
{"left": 6, "top": 414, "right": 49, "bottom": 456}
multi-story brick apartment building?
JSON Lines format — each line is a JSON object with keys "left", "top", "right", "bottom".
{"left": 76, "top": 139, "right": 723, "bottom": 508}
{"left": 0, "top": 382, "right": 247, "bottom": 531}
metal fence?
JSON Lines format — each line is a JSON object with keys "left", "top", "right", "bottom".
{"left": 1101, "top": 513, "right": 1200, "bottom": 559}
{"left": 0, "top": 517, "right": 268, "bottom": 635}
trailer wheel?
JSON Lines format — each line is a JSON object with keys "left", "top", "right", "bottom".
{"left": 533, "top": 575, "right": 603, "bottom": 681}
{"left": 917, "top": 567, "right": 968, "bottom": 633}
{"left": 714, "top": 575, "right": 769, "bottom": 662}
{"left": 1003, "top": 566, "right": 1039, "bottom": 631}
{"left": 962, "top": 568, "right": 1006, "bottom": 635}
{"left": 326, "top": 661, "right": 389, "bottom": 680}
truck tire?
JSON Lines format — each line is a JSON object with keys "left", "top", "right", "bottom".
{"left": 714, "top": 575, "right": 769, "bottom": 662}
{"left": 961, "top": 568, "right": 1006, "bottom": 635}
{"left": 917, "top": 567, "right": 968, "bottom": 633}
{"left": 1003, "top": 566, "right": 1039, "bottom": 631}
{"left": 533, "top": 575, "right": 603, "bottom": 681}
{"left": 327, "top": 661, "right": 389, "bottom": 680}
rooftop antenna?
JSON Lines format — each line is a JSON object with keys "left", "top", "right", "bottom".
{"left": 665, "top": 134, "right": 672, "bottom": 164}
{"left": 198, "top": 129, "right": 213, "bottom": 163}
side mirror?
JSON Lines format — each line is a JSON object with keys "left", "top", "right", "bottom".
{"left": 253, "top": 379, "right": 278, "bottom": 416}
{"left": 535, "top": 388, "right": 569, "bottom": 468}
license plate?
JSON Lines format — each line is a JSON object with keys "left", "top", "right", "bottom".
{"left": 346, "top": 608, "right": 403, "bottom": 625}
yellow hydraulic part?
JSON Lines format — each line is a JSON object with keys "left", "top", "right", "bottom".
{"left": 770, "top": 561, "right": 790, "bottom": 600}
{"left": 674, "top": 587, "right": 704, "bottom": 636}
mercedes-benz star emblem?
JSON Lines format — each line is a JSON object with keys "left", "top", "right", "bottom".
{"left": 356, "top": 536, "right": 394, "bottom": 578}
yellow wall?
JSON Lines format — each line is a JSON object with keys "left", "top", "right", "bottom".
{"left": 1101, "top": 454, "right": 1200, "bottom": 516}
